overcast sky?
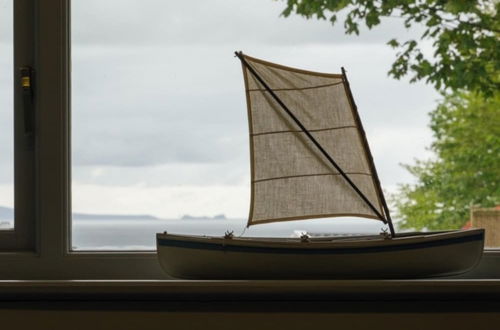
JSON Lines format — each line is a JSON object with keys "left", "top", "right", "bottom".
{"left": 1, "top": 0, "right": 439, "bottom": 220}
{"left": 0, "top": 0, "right": 13, "bottom": 209}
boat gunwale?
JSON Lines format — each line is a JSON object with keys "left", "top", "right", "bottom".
{"left": 242, "top": 54, "right": 344, "bottom": 79}
{"left": 156, "top": 229, "right": 484, "bottom": 253}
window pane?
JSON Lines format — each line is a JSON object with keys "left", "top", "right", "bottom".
{"left": 72, "top": 1, "right": 480, "bottom": 250}
{"left": 71, "top": 0, "right": 376, "bottom": 250}
{"left": 71, "top": 0, "right": 253, "bottom": 250}
{"left": 0, "top": 0, "right": 14, "bottom": 230}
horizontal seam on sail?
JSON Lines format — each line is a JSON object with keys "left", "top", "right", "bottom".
{"left": 251, "top": 125, "right": 356, "bottom": 137}
{"left": 253, "top": 172, "right": 371, "bottom": 183}
{"left": 250, "top": 213, "right": 382, "bottom": 225}
{"left": 247, "top": 81, "right": 343, "bottom": 92}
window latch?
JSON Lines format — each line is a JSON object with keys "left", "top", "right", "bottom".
{"left": 20, "top": 66, "right": 34, "bottom": 137}
{"left": 19, "top": 66, "right": 35, "bottom": 150}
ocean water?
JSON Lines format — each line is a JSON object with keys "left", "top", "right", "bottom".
{"left": 72, "top": 218, "right": 384, "bottom": 250}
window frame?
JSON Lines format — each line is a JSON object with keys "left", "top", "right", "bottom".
{"left": 0, "top": 0, "right": 36, "bottom": 251}
{"left": 0, "top": 0, "right": 165, "bottom": 279}
{"left": 0, "top": 0, "right": 498, "bottom": 280}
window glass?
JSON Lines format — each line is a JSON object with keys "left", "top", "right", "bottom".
{"left": 0, "top": 0, "right": 14, "bottom": 230}
{"left": 71, "top": 0, "right": 441, "bottom": 250}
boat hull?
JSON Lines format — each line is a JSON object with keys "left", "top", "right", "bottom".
{"left": 156, "top": 229, "right": 484, "bottom": 279}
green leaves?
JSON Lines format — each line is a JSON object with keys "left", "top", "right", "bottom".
{"left": 387, "top": 38, "right": 399, "bottom": 48}
{"left": 393, "top": 92, "right": 500, "bottom": 230}
{"left": 279, "top": 0, "right": 500, "bottom": 230}
{"left": 279, "top": 0, "right": 500, "bottom": 96}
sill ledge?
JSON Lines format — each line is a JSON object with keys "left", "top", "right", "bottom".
{"left": 1, "top": 279, "right": 500, "bottom": 302}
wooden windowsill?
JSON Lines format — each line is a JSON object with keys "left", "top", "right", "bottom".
{"left": 1, "top": 279, "right": 499, "bottom": 302}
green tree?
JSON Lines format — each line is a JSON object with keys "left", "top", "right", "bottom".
{"left": 393, "top": 92, "right": 500, "bottom": 230}
{"left": 280, "top": 0, "right": 499, "bottom": 96}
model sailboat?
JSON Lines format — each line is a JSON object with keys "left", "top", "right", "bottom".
{"left": 156, "top": 52, "right": 484, "bottom": 279}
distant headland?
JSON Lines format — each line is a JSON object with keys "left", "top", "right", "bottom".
{"left": 1, "top": 205, "right": 230, "bottom": 221}
{"left": 181, "top": 214, "right": 227, "bottom": 220}
{"left": 72, "top": 212, "right": 159, "bottom": 220}
{"left": 0, "top": 205, "right": 158, "bottom": 220}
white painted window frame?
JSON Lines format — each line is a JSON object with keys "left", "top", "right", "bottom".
{"left": 0, "top": 0, "right": 498, "bottom": 280}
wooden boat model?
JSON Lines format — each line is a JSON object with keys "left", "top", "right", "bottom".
{"left": 157, "top": 52, "right": 484, "bottom": 279}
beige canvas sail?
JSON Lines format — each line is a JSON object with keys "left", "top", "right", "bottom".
{"left": 240, "top": 54, "right": 388, "bottom": 226}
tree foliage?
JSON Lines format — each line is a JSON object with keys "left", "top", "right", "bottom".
{"left": 280, "top": 0, "right": 499, "bottom": 96}
{"left": 393, "top": 92, "right": 500, "bottom": 230}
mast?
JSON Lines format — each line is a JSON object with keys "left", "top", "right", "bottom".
{"left": 236, "top": 51, "right": 391, "bottom": 230}
{"left": 341, "top": 67, "right": 396, "bottom": 237}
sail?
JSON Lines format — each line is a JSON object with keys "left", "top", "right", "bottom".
{"left": 240, "top": 54, "right": 388, "bottom": 226}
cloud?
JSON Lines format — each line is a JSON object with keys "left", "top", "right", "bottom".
{"left": 0, "top": 0, "right": 12, "bottom": 44}
{"left": 368, "top": 125, "right": 434, "bottom": 189}
{"left": 72, "top": 182, "right": 251, "bottom": 219}
{"left": 71, "top": 0, "right": 419, "bottom": 47}
{"left": 71, "top": 42, "right": 438, "bottom": 168}
{"left": 73, "top": 159, "right": 249, "bottom": 187}
{"left": 72, "top": 112, "right": 249, "bottom": 166}
{"left": 0, "top": 0, "right": 439, "bottom": 219}
{"left": 0, "top": 35, "right": 13, "bottom": 185}
{"left": 0, "top": 184, "right": 13, "bottom": 208}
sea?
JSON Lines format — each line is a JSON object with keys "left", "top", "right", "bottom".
{"left": 0, "top": 217, "right": 386, "bottom": 250}
{"left": 71, "top": 218, "right": 384, "bottom": 251}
